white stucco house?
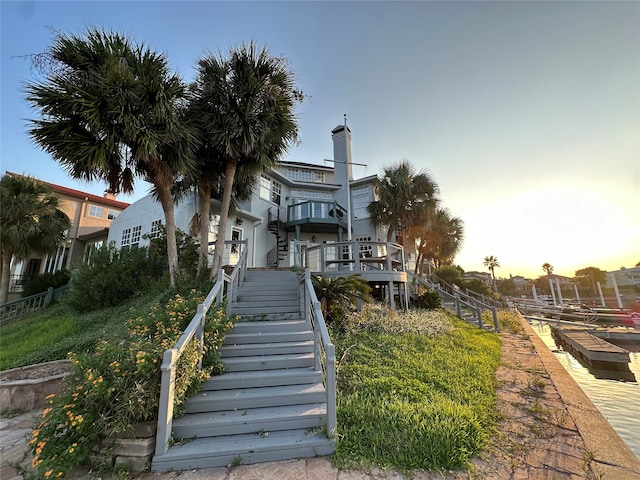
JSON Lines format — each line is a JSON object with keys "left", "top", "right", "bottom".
{"left": 107, "top": 125, "right": 401, "bottom": 270}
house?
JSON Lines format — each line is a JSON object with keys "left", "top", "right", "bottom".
{"left": 606, "top": 266, "right": 640, "bottom": 291}
{"left": 107, "top": 125, "right": 390, "bottom": 269}
{"left": 5, "top": 172, "right": 130, "bottom": 292}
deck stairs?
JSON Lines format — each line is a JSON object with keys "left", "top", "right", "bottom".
{"left": 151, "top": 269, "right": 334, "bottom": 472}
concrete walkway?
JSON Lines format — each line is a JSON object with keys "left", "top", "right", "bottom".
{"left": 2, "top": 314, "right": 640, "bottom": 479}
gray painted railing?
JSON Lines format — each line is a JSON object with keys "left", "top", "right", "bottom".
{"left": 299, "top": 268, "right": 337, "bottom": 436}
{"left": 0, "top": 285, "right": 68, "bottom": 324}
{"left": 407, "top": 271, "right": 499, "bottom": 331}
{"left": 154, "top": 240, "right": 248, "bottom": 457}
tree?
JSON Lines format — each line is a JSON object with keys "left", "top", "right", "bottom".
{"left": 434, "top": 265, "right": 464, "bottom": 291}
{"left": 542, "top": 263, "right": 554, "bottom": 275}
{"left": 367, "top": 160, "right": 439, "bottom": 242}
{"left": 413, "top": 207, "right": 464, "bottom": 274}
{"left": 190, "top": 42, "right": 303, "bottom": 276}
{"left": 0, "top": 174, "right": 70, "bottom": 304}
{"left": 311, "top": 274, "right": 371, "bottom": 324}
{"left": 574, "top": 267, "right": 607, "bottom": 296}
{"left": 25, "top": 28, "right": 198, "bottom": 288}
{"left": 483, "top": 255, "right": 500, "bottom": 281}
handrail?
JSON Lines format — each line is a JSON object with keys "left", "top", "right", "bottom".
{"left": 0, "top": 285, "right": 68, "bottom": 324}
{"left": 155, "top": 240, "right": 248, "bottom": 457}
{"left": 407, "top": 271, "right": 499, "bottom": 331}
{"left": 299, "top": 268, "right": 337, "bottom": 435}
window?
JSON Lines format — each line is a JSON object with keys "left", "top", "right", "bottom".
{"left": 121, "top": 228, "right": 131, "bottom": 247}
{"left": 356, "top": 236, "right": 373, "bottom": 257}
{"left": 259, "top": 175, "right": 281, "bottom": 205}
{"left": 107, "top": 209, "right": 119, "bottom": 220}
{"left": 88, "top": 205, "right": 104, "bottom": 218}
{"left": 287, "top": 168, "right": 325, "bottom": 183}
{"left": 271, "top": 180, "right": 281, "bottom": 205}
{"left": 259, "top": 175, "right": 271, "bottom": 201}
{"left": 352, "top": 186, "right": 372, "bottom": 219}
{"left": 131, "top": 226, "right": 142, "bottom": 246}
{"left": 150, "top": 220, "right": 163, "bottom": 239}
{"left": 290, "top": 190, "right": 332, "bottom": 201}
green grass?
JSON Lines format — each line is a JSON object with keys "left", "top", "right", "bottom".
{"left": 332, "top": 311, "right": 502, "bottom": 472}
{"left": 0, "top": 287, "right": 169, "bottom": 371}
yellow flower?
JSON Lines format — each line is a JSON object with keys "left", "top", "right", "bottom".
{"left": 44, "top": 470, "right": 53, "bottom": 477}
{"left": 68, "top": 447, "right": 75, "bottom": 453}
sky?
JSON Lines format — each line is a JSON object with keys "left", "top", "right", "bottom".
{"left": 1, "top": 1, "right": 638, "bottom": 279}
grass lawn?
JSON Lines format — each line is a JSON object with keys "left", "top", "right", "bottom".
{"left": 331, "top": 307, "right": 502, "bottom": 472}
{"left": 0, "top": 289, "right": 168, "bottom": 371}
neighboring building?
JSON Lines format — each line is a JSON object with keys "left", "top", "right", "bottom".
{"left": 509, "top": 275, "right": 534, "bottom": 295}
{"left": 464, "top": 271, "right": 493, "bottom": 286}
{"left": 6, "top": 172, "right": 130, "bottom": 291}
{"left": 107, "top": 125, "right": 387, "bottom": 269}
{"left": 606, "top": 266, "right": 640, "bottom": 290}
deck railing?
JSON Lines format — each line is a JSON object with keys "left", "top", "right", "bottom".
{"left": 299, "top": 268, "right": 337, "bottom": 435}
{"left": 287, "top": 200, "right": 347, "bottom": 224}
{"left": 155, "top": 240, "right": 248, "bottom": 457}
{"left": 303, "top": 241, "right": 405, "bottom": 274}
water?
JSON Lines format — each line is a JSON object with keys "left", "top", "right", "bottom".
{"left": 528, "top": 320, "right": 640, "bottom": 461}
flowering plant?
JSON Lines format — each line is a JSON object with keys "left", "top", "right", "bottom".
{"left": 29, "top": 289, "right": 236, "bottom": 478}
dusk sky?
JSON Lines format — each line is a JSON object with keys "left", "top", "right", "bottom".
{"left": 1, "top": 1, "right": 638, "bottom": 279}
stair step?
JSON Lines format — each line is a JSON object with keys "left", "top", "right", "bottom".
{"left": 232, "top": 305, "right": 301, "bottom": 315}
{"left": 221, "top": 340, "right": 314, "bottom": 357}
{"left": 223, "top": 353, "right": 314, "bottom": 372}
{"left": 185, "top": 383, "right": 326, "bottom": 412}
{"left": 231, "top": 319, "right": 309, "bottom": 334}
{"left": 233, "top": 299, "right": 299, "bottom": 308}
{"left": 152, "top": 429, "right": 334, "bottom": 472}
{"left": 171, "top": 403, "right": 327, "bottom": 439}
{"left": 225, "top": 331, "right": 313, "bottom": 345}
{"left": 203, "top": 368, "right": 322, "bottom": 391}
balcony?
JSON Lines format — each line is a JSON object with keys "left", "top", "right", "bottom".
{"left": 285, "top": 201, "right": 348, "bottom": 234}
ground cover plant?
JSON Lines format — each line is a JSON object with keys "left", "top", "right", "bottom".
{"left": 27, "top": 287, "right": 236, "bottom": 478}
{"left": 331, "top": 304, "right": 502, "bottom": 473}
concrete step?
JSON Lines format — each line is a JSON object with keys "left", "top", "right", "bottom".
{"left": 185, "top": 383, "right": 326, "bottom": 413}
{"left": 225, "top": 331, "right": 313, "bottom": 345}
{"left": 171, "top": 403, "right": 327, "bottom": 439}
{"left": 233, "top": 298, "right": 299, "bottom": 309}
{"left": 151, "top": 429, "right": 334, "bottom": 472}
{"left": 223, "top": 353, "right": 314, "bottom": 372}
{"left": 202, "top": 368, "right": 322, "bottom": 391}
{"left": 221, "top": 340, "right": 314, "bottom": 357}
{"left": 232, "top": 305, "right": 301, "bottom": 315}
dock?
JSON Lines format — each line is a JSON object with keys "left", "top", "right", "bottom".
{"left": 550, "top": 327, "right": 631, "bottom": 365}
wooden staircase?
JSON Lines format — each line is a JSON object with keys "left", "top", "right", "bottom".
{"left": 151, "top": 269, "right": 334, "bottom": 472}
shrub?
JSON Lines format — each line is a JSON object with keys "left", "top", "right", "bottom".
{"left": 412, "top": 289, "right": 442, "bottom": 310}
{"left": 65, "top": 243, "right": 164, "bottom": 312}
{"left": 21, "top": 270, "right": 70, "bottom": 297}
{"left": 29, "top": 289, "right": 236, "bottom": 478}
{"left": 345, "top": 303, "right": 454, "bottom": 337}
{"left": 311, "top": 274, "right": 372, "bottom": 328}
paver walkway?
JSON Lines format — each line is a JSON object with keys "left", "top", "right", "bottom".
{"left": 3, "top": 314, "right": 640, "bottom": 479}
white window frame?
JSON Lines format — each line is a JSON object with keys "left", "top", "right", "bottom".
{"left": 150, "top": 219, "right": 163, "bottom": 239}
{"left": 121, "top": 228, "right": 131, "bottom": 247}
{"left": 107, "top": 209, "right": 119, "bottom": 220}
{"left": 88, "top": 205, "right": 104, "bottom": 219}
{"left": 131, "top": 225, "right": 142, "bottom": 246}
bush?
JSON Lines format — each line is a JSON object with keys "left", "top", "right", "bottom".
{"left": 65, "top": 243, "right": 164, "bottom": 312}
{"left": 21, "top": 270, "right": 70, "bottom": 297}
{"left": 412, "top": 289, "right": 442, "bottom": 310}
{"left": 29, "top": 289, "right": 236, "bottom": 478}
{"left": 345, "top": 303, "right": 454, "bottom": 337}
{"left": 311, "top": 274, "right": 372, "bottom": 329}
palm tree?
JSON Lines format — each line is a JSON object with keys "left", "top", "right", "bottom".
{"left": 25, "top": 28, "right": 198, "bottom": 288}
{"left": 311, "top": 274, "right": 372, "bottom": 322}
{"left": 0, "top": 174, "right": 71, "bottom": 304}
{"left": 190, "top": 42, "right": 303, "bottom": 276}
{"left": 483, "top": 255, "right": 500, "bottom": 281}
{"left": 542, "top": 263, "right": 554, "bottom": 276}
{"left": 413, "top": 207, "right": 464, "bottom": 274}
{"left": 367, "top": 160, "right": 439, "bottom": 242}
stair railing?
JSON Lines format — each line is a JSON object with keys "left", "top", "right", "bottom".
{"left": 155, "top": 241, "right": 248, "bottom": 458}
{"left": 0, "top": 285, "right": 68, "bottom": 324}
{"left": 299, "top": 268, "right": 337, "bottom": 436}
{"left": 407, "top": 271, "right": 499, "bottom": 331}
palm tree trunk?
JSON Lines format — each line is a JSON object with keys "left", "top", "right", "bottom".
{"left": 197, "top": 181, "right": 212, "bottom": 278}
{"left": 0, "top": 252, "right": 12, "bottom": 305}
{"left": 211, "top": 157, "right": 237, "bottom": 278}
{"left": 157, "top": 186, "right": 178, "bottom": 288}
{"left": 386, "top": 226, "right": 394, "bottom": 243}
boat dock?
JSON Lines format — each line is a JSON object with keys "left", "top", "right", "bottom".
{"left": 550, "top": 327, "right": 631, "bottom": 365}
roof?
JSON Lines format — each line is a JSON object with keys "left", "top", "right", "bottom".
{"left": 6, "top": 171, "right": 130, "bottom": 209}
